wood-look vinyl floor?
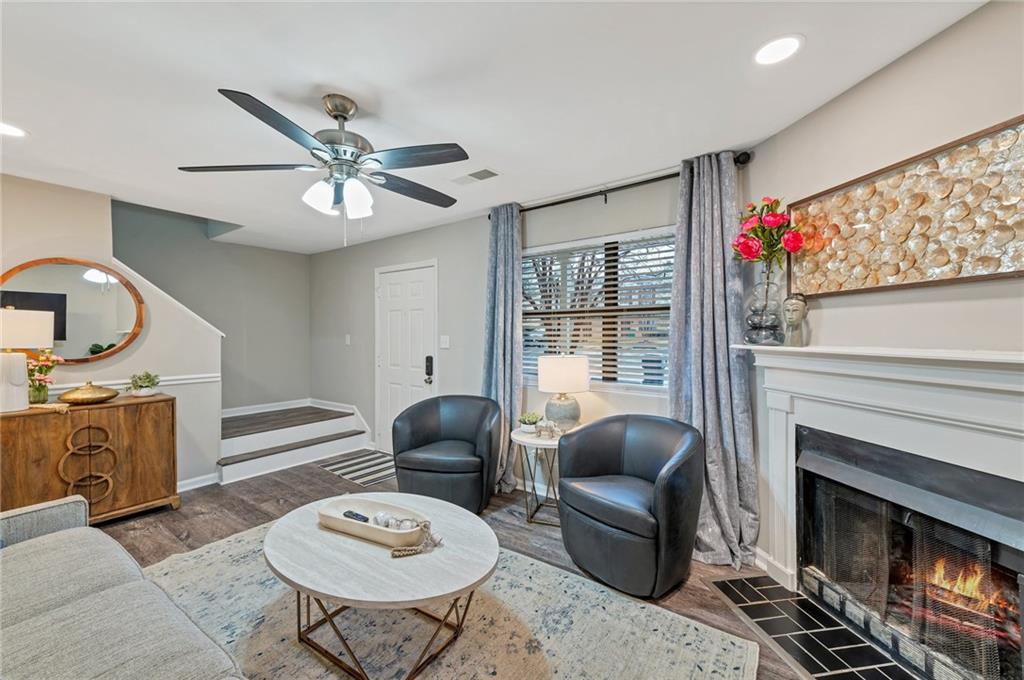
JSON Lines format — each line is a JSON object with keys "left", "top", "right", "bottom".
{"left": 221, "top": 406, "right": 353, "bottom": 439}
{"left": 100, "top": 463, "right": 797, "bottom": 680}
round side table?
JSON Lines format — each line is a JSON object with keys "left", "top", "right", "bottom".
{"left": 510, "top": 428, "right": 561, "bottom": 526}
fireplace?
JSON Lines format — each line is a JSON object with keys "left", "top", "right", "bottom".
{"left": 796, "top": 427, "right": 1023, "bottom": 679}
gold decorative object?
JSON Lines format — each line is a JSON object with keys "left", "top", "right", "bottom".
{"left": 789, "top": 115, "right": 1024, "bottom": 297}
{"left": 58, "top": 381, "right": 119, "bottom": 405}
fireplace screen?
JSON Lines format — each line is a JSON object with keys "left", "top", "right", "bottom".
{"left": 804, "top": 475, "right": 1021, "bottom": 679}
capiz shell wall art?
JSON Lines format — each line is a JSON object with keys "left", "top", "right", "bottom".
{"left": 788, "top": 115, "right": 1024, "bottom": 297}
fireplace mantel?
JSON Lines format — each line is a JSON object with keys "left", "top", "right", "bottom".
{"left": 735, "top": 343, "right": 1024, "bottom": 590}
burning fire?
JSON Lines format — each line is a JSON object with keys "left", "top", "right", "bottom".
{"left": 928, "top": 558, "right": 1010, "bottom": 612}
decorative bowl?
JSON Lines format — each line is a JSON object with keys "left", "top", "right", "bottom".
{"left": 127, "top": 387, "right": 157, "bottom": 397}
{"left": 58, "top": 381, "right": 118, "bottom": 405}
{"left": 318, "top": 497, "right": 426, "bottom": 548}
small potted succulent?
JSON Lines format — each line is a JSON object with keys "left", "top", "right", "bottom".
{"left": 127, "top": 371, "right": 160, "bottom": 397}
{"left": 518, "top": 411, "right": 542, "bottom": 434}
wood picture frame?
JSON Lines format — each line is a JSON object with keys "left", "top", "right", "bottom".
{"left": 0, "top": 257, "right": 145, "bottom": 364}
{"left": 787, "top": 114, "right": 1024, "bottom": 298}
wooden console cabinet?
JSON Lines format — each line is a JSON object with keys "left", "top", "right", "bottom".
{"left": 1, "top": 394, "right": 180, "bottom": 523}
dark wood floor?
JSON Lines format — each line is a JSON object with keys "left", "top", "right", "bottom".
{"left": 221, "top": 406, "right": 353, "bottom": 439}
{"left": 100, "top": 463, "right": 796, "bottom": 680}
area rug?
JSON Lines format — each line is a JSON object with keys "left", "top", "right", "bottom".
{"left": 319, "top": 449, "right": 396, "bottom": 486}
{"left": 145, "top": 524, "right": 759, "bottom": 679}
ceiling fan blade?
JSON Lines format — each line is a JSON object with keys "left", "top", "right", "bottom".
{"left": 333, "top": 181, "right": 343, "bottom": 207}
{"left": 178, "top": 163, "right": 318, "bottom": 172}
{"left": 370, "top": 172, "right": 457, "bottom": 208}
{"left": 218, "top": 89, "right": 332, "bottom": 160}
{"left": 361, "top": 143, "right": 467, "bottom": 170}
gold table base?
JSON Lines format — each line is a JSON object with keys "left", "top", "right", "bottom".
{"left": 516, "top": 443, "right": 560, "bottom": 527}
{"left": 295, "top": 591, "right": 475, "bottom": 680}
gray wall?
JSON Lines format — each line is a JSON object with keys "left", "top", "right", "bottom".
{"left": 112, "top": 201, "right": 312, "bottom": 409}
{"left": 310, "top": 215, "right": 491, "bottom": 439}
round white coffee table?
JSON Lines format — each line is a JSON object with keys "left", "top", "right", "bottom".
{"left": 264, "top": 492, "right": 499, "bottom": 679}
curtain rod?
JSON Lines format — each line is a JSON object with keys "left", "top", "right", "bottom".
{"left": 516, "top": 150, "right": 751, "bottom": 215}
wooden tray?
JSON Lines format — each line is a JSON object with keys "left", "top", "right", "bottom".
{"left": 317, "top": 497, "right": 427, "bottom": 548}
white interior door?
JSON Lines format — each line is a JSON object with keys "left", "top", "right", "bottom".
{"left": 375, "top": 262, "right": 437, "bottom": 453}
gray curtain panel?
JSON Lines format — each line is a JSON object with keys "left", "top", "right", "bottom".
{"left": 482, "top": 202, "right": 523, "bottom": 493}
{"left": 668, "top": 151, "right": 759, "bottom": 568}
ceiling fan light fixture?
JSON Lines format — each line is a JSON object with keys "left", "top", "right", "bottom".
{"left": 302, "top": 179, "right": 340, "bottom": 216}
{"left": 343, "top": 177, "right": 373, "bottom": 219}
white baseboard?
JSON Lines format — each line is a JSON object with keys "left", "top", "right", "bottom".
{"left": 178, "top": 472, "right": 219, "bottom": 492}
{"left": 221, "top": 399, "right": 311, "bottom": 418}
{"left": 755, "top": 546, "right": 797, "bottom": 590}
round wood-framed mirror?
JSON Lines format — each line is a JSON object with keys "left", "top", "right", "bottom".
{"left": 0, "top": 257, "right": 145, "bottom": 364}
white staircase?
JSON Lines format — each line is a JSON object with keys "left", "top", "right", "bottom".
{"left": 218, "top": 402, "right": 371, "bottom": 484}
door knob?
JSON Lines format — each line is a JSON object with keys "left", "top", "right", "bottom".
{"left": 424, "top": 376, "right": 433, "bottom": 385}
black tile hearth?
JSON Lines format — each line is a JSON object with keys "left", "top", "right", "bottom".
{"left": 738, "top": 601, "right": 783, "bottom": 620}
{"left": 878, "top": 664, "right": 917, "bottom": 680}
{"left": 774, "top": 635, "right": 827, "bottom": 675}
{"left": 712, "top": 575, "right": 923, "bottom": 680}
{"left": 810, "top": 627, "right": 865, "bottom": 649}
{"left": 756, "top": 616, "right": 805, "bottom": 636}
{"left": 732, "top": 579, "right": 768, "bottom": 602}
{"left": 758, "top": 585, "right": 797, "bottom": 601}
{"left": 832, "top": 644, "right": 892, "bottom": 669}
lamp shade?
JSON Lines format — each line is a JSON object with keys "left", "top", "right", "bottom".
{"left": 537, "top": 355, "right": 590, "bottom": 394}
{"left": 0, "top": 309, "right": 54, "bottom": 350}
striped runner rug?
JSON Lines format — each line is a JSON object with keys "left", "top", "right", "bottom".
{"left": 319, "top": 449, "right": 396, "bottom": 486}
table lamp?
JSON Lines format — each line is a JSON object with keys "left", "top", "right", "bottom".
{"left": 1, "top": 308, "right": 55, "bottom": 412}
{"left": 537, "top": 354, "right": 590, "bottom": 432}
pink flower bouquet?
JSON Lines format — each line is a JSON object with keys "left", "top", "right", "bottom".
{"left": 731, "top": 196, "right": 804, "bottom": 269}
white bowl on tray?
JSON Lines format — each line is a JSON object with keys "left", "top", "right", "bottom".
{"left": 317, "top": 497, "right": 427, "bottom": 548}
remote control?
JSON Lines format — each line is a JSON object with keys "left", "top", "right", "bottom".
{"left": 343, "top": 510, "right": 369, "bottom": 523}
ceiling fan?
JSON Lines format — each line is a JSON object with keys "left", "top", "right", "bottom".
{"left": 179, "top": 89, "right": 468, "bottom": 219}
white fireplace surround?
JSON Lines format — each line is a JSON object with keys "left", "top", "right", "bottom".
{"left": 738, "top": 344, "right": 1024, "bottom": 591}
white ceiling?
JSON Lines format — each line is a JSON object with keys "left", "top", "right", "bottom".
{"left": 1, "top": 2, "right": 979, "bottom": 254}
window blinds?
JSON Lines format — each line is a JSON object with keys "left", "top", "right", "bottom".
{"left": 522, "top": 234, "right": 674, "bottom": 387}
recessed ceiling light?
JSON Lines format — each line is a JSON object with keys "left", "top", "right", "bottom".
{"left": 755, "top": 35, "right": 803, "bottom": 65}
{"left": 0, "top": 122, "right": 27, "bottom": 137}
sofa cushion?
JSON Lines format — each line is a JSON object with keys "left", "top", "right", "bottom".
{"left": 559, "top": 475, "right": 657, "bottom": 538}
{"left": 1, "top": 580, "right": 240, "bottom": 680}
{"left": 0, "top": 526, "right": 143, "bottom": 629}
{"left": 395, "top": 440, "right": 482, "bottom": 473}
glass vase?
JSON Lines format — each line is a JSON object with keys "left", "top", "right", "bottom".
{"left": 28, "top": 383, "right": 49, "bottom": 404}
{"left": 744, "top": 263, "right": 783, "bottom": 346}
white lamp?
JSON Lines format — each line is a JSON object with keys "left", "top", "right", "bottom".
{"left": 1, "top": 308, "right": 55, "bottom": 412}
{"left": 537, "top": 354, "right": 590, "bottom": 432}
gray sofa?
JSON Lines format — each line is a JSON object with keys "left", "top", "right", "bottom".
{"left": 0, "top": 496, "right": 245, "bottom": 680}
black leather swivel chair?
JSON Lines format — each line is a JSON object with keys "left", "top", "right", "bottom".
{"left": 392, "top": 395, "right": 502, "bottom": 514}
{"left": 557, "top": 414, "right": 705, "bottom": 598}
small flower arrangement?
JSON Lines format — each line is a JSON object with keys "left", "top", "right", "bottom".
{"left": 26, "top": 349, "right": 64, "bottom": 387}
{"left": 26, "top": 349, "right": 64, "bottom": 404}
{"left": 732, "top": 196, "right": 805, "bottom": 268}
{"left": 128, "top": 371, "right": 160, "bottom": 396}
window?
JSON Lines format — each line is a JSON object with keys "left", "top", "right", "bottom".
{"left": 522, "top": 231, "right": 674, "bottom": 387}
